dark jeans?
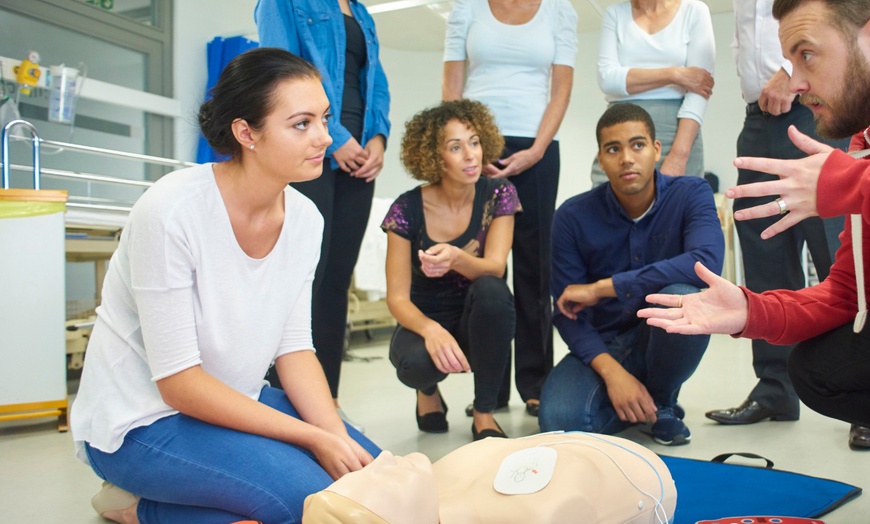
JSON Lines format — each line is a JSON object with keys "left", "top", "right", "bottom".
{"left": 735, "top": 103, "right": 848, "bottom": 416}
{"left": 389, "top": 276, "right": 515, "bottom": 413}
{"left": 789, "top": 323, "right": 870, "bottom": 427}
{"left": 287, "top": 162, "right": 375, "bottom": 398}
{"left": 539, "top": 284, "right": 709, "bottom": 433}
{"left": 500, "top": 136, "right": 560, "bottom": 403}
{"left": 85, "top": 387, "right": 379, "bottom": 523}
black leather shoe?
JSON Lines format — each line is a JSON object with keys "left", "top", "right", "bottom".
{"left": 849, "top": 424, "right": 870, "bottom": 450}
{"left": 472, "top": 419, "right": 508, "bottom": 441}
{"left": 525, "top": 400, "right": 540, "bottom": 417}
{"left": 417, "top": 391, "right": 448, "bottom": 433}
{"left": 705, "top": 399, "right": 798, "bottom": 425}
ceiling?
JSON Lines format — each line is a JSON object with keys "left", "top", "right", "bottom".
{"left": 366, "top": 0, "right": 733, "bottom": 52}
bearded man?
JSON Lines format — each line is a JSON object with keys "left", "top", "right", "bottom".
{"left": 639, "top": 0, "right": 870, "bottom": 443}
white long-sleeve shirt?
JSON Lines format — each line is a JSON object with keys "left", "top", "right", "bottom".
{"left": 71, "top": 164, "right": 322, "bottom": 460}
{"left": 597, "top": 0, "right": 715, "bottom": 124}
{"left": 731, "top": 0, "right": 792, "bottom": 104}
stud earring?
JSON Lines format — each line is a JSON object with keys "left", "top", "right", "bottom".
{"left": 249, "top": 144, "right": 255, "bottom": 150}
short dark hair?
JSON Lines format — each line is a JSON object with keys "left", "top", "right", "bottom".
{"left": 773, "top": 0, "right": 870, "bottom": 38}
{"left": 400, "top": 99, "right": 504, "bottom": 183}
{"left": 198, "top": 47, "right": 321, "bottom": 158}
{"left": 595, "top": 103, "right": 656, "bottom": 147}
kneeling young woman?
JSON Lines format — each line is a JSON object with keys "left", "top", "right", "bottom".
{"left": 70, "top": 48, "right": 379, "bottom": 524}
{"left": 382, "top": 99, "right": 521, "bottom": 440}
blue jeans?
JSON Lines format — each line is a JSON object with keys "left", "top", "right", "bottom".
{"left": 84, "top": 386, "right": 380, "bottom": 524}
{"left": 539, "top": 284, "right": 709, "bottom": 433}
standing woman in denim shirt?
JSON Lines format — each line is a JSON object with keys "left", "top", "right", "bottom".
{"left": 255, "top": 0, "right": 390, "bottom": 428}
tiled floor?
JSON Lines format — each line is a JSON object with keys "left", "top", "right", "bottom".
{"left": 1, "top": 333, "right": 866, "bottom": 522}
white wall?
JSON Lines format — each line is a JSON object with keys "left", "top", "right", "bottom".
{"left": 172, "top": 5, "right": 746, "bottom": 207}
{"left": 172, "top": 0, "right": 259, "bottom": 161}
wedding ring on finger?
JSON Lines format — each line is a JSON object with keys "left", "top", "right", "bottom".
{"left": 678, "top": 296, "right": 683, "bottom": 308}
{"left": 775, "top": 197, "right": 788, "bottom": 215}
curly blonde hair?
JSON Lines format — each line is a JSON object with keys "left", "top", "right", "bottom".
{"left": 400, "top": 99, "right": 505, "bottom": 183}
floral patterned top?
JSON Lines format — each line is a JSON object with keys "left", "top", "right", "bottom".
{"left": 381, "top": 177, "right": 522, "bottom": 322}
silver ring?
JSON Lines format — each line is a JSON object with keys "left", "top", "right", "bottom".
{"left": 775, "top": 197, "right": 788, "bottom": 215}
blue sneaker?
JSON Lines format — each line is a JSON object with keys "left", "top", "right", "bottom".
{"left": 648, "top": 406, "right": 691, "bottom": 446}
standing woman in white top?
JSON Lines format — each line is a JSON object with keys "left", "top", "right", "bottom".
{"left": 70, "top": 48, "right": 378, "bottom": 524}
{"left": 443, "top": 0, "right": 577, "bottom": 416}
{"left": 592, "top": 0, "right": 715, "bottom": 184}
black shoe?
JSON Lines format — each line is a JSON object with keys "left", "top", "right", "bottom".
{"left": 705, "top": 399, "right": 798, "bottom": 425}
{"left": 472, "top": 419, "right": 508, "bottom": 441}
{"left": 465, "top": 400, "right": 509, "bottom": 417}
{"left": 417, "top": 391, "right": 448, "bottom": 433}
{"left": 849, "top": 424, "right": 870, "bottom": 450}
{"left": 525, "top": 400, "right": 540, "bottom": 417}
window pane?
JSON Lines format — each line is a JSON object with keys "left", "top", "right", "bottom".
{"left": 79, "top": 0, "right": 158, "bottom": 27}
{"left": 0, "top": 9, "right": 147, "bottom": 91}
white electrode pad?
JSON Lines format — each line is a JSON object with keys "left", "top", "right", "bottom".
{"left": 492, "top": 446, "right": 558, "bottom": 495}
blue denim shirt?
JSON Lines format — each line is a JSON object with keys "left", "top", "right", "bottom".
{"left": 551, "top": 171, "right": 724, "bottom": 364}
{"left": 255, "top": 0, "right": 391, "bottom": 167}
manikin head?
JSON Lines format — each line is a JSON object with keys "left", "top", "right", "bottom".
{"left": 302, "top": 451, "right": 439, "bottom": 524}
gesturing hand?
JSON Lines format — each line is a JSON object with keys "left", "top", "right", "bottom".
{"left": 637, "top": 262, "right": 748, "bottom": 336}
{"left": 727, "top": 125, "right": 833, "bottom": 239}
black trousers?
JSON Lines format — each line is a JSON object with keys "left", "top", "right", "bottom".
{"left": 789, "top": 322, "right": 870, "bottom": 427}
{"left": 734, "top": 103, "right": 848, "bottom": 416}
{"left": 389, "top": 276, "right": 515, "bottom": 413}
{"left": 498, "top": 137, "right": 560, "bottom": 403}
{"left": 287, "top": 162, "right": 374, "bottom": 398}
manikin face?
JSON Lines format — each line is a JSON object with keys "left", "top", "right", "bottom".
{"left": 597, "top": 120, "right": 661, "bottom": 210}
{"left": 248, "top": 77, "right": 333, "bottom": 183}
{"left": 779, "top": 1, "right": 870, "bottom": 139}
{"left": 439, "top": 119, "right": 483, "bottom": 186}
{"left": 326, "top": 451, "right": 439, "bottom": 524}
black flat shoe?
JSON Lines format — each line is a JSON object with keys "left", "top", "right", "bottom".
{"left": 849, "top": 424, "right": 870, "bottom": 450}
{"left": 472, "top": 419, "right": 508, "bottom": 441}
{"left": 465, "top": 400, "right": 509, "bottom": 417}
{"left": 417, "top": 391, "right": 448, "bottom": 433}
{"left": 705, "top": 399, "right": 798, "bottom": 425}
{"left": 525, "top": 400, "right": 540, "bottom": 417}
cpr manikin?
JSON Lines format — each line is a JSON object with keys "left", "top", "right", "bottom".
{"left": 302, "top": 451, "right": 439, "bottom": 524}
{"left": 303, "top": 433, "right": 676, "bottom": 523}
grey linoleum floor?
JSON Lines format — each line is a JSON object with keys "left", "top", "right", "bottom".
{"left": 2, "top": 333, "right": 867, "bottom": 523}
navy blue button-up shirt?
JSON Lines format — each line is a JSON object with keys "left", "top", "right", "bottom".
{"left": 551, "top": 171, "right": 724, "bottom": 364}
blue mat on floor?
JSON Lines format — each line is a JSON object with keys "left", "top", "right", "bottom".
{"left": 660, "top": 454, "right": 862, "bottom": 523}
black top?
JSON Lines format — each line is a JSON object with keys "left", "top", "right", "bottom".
{"left": 341, "top": 14, "right": 366, "bottom": 143}
{"left": 381, "top": 178, "right": 522, "bottom": 323}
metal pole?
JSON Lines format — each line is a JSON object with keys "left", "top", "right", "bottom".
{"left": 9, "top": 134, "right": 196, "bottom": 169}
{"left": 2, "top": 119, "right": 41, "bottom": 190}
